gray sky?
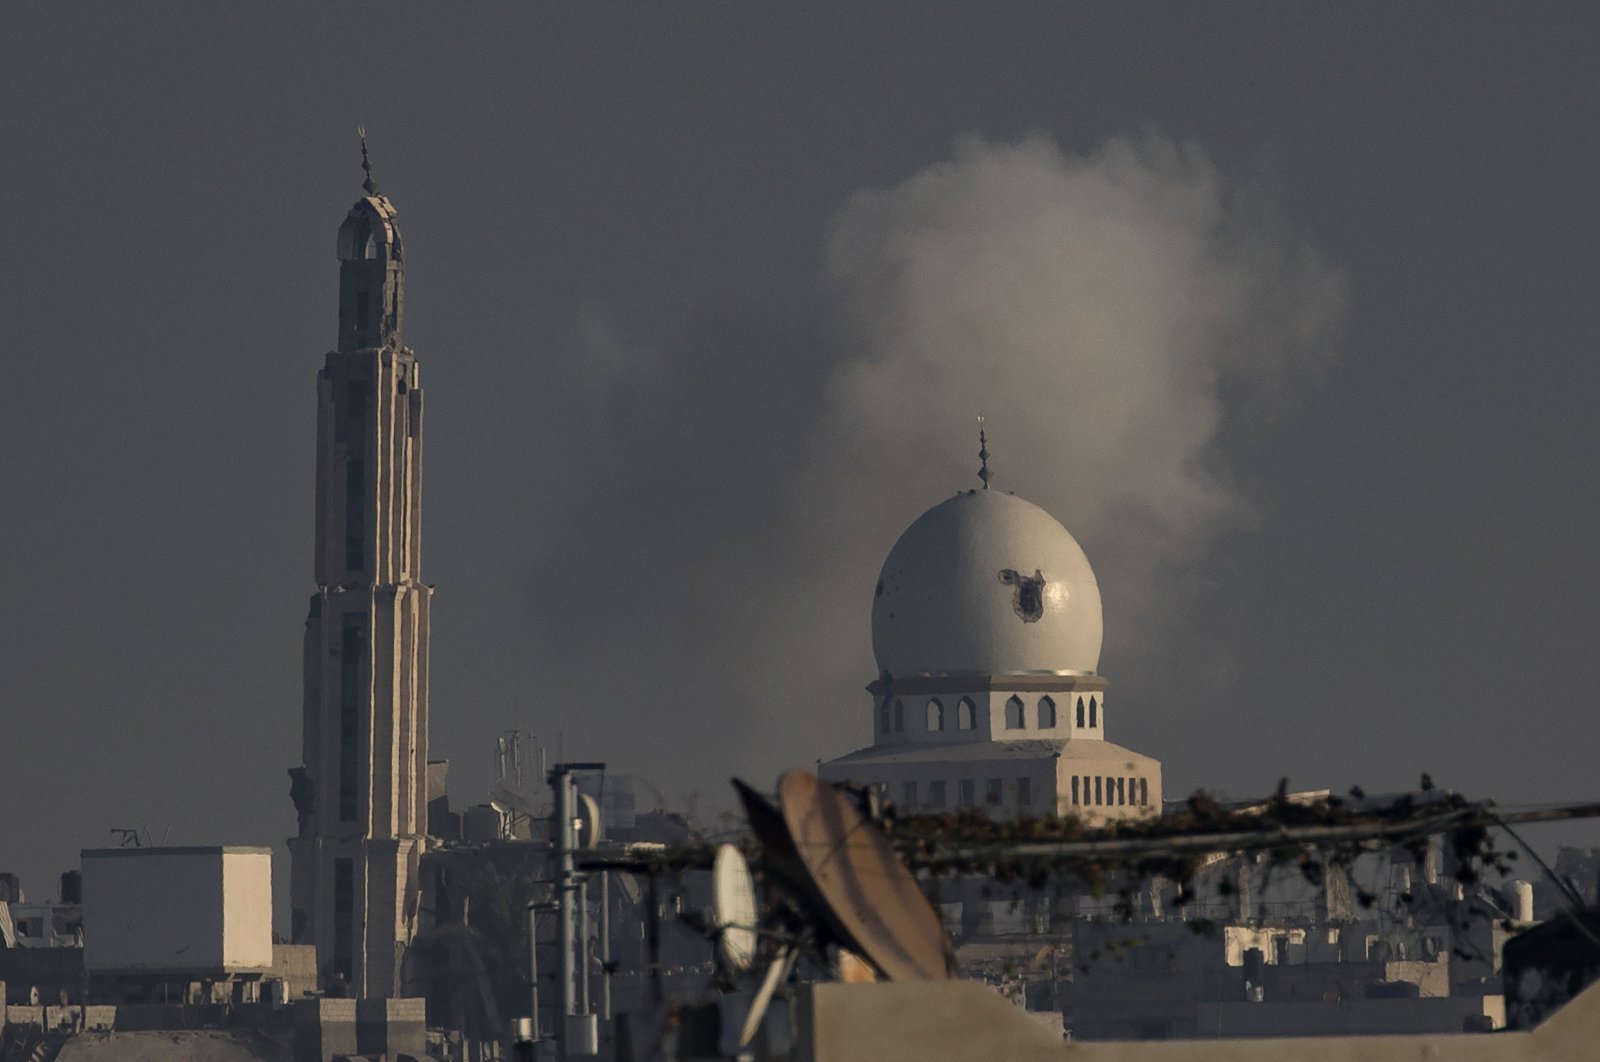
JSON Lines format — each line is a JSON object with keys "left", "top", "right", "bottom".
{"left": 3, "top": 6, "right": 1598, "bottom": 913}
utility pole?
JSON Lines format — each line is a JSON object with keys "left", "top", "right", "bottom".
{"left": 549, "top": 761, "right": 605, "bottom": 1060}
{"left": 524, "top": 899, "right": 558, "bottom": 1045}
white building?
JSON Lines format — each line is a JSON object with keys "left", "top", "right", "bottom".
{"left": 80, "top": 846, "right": 272, "bottom": 978}
{"left": 820, "top": 485, "right": 1161, "bottom": 823}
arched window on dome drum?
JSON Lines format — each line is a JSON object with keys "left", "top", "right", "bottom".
{"left": 1076, "top": 697, "right": 1086, "bottom": 727}
{"left": 879, "top": 701, "right": 891, "bottom": 734}
{"left": 1089, "top": 696, "right": 1098, "bottom": 728}
{"left": 956, "top": 697, "right": 976, "bottom": 730}
{"left": 926, "top": 698, "right": 945, "bottom": 732}
{"left": 1004, "top": 695, "right": 1024, "bottom": 730}
{"left": 1038, "top": 696, "right": 1056, "bottom": 729}
{"left": 894, "top": 700, "right": 905, "bottom": 733}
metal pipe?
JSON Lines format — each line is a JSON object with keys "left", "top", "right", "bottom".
{"left": 646, "top": 873, "right": 662, "bottom": 1006}
{"left": 527, "top": 900, "right": 540, "bottom": 1040}
{"left": 554, "top": 767, "right": 575, "bottom": 1062}
{"left": 600, "top": 871, "right": 612, "bottom": 1021}
{"left": 578, "top": 875, "right": 591, "bottom": 1014}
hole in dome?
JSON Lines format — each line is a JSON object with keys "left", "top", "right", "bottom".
{"left": 998, "top": 568, "right": 1046, "bottom": 623}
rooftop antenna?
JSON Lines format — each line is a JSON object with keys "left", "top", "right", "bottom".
{"left": 977, "top": 415, "right": 991, "bottom": 490}
{"left": 357, "top": 125, "right": 378, "bottom": 196}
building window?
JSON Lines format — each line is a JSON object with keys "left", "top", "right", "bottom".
{"left": 1038, "top": 696, "right": 1057, "bottom": 729}
{"left": 1094, "top": 776, "right": 1103, "bottom": 805}
{"left": 958, "top": 780, "right": 975, "bottom": 808}
{"left": 957, "top": 697, "right": 976, "bottom": 730}
{"left": 1071, "top": 776, "right": 1080, "bottom": 805}
{"left": 903, "top": 781, "right": 918, "bottom": 808}
{"left": 1089, "top": 696, "right": 1098, "bottom": 728}
{"left": 879, "top": 701, "right": 890, "bottom": 734}
{"left": 1076, "top": 697, "right": 1086, "bottom": 727}
{"left": 986, "top": 778, "right": 1003, "bottom": 806}
{"left": 333, "top": 858, "right": 355, "bottom": 984}
{"left": 338, "top": 613, "right": 365, "bottom": 823}
{"left": 1015, "top": 776, "right": 1031, "bottom": 807}
{"left": 344, "top": 458, "right": 365, "bottom": 572}
{"left": 1116, "top": 777, "right": 1126, "bottom": 806}
{"left": 929, "top": 781, "right": 947, "bottom": 809}
{"left": 338, "top": 380, "right": 368, "bottom": 444}
{"left": 894, "top": 700, "right": 905, "bottom": 732}
{"left": 926, "top": 698, "right": 945, "bottom": 732}
{"left": 1004, "top": 695, "right": 1024, "bottom": 729}
{"left": 1140, "top": 778, "right": 1149, "bottom": 807}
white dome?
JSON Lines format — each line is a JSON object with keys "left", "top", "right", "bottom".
{"left": 871, "top": 490, "right": 1103, "bottom": 677}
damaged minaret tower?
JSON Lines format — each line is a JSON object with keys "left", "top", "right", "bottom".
{"left": 288, "top": 141, "right": 431, "bottom": 998}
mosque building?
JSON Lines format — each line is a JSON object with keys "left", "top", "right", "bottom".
{"left": 819, "top": 443, "right": 1161, "bottom": 824}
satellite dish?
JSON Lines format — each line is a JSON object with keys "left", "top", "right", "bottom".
{"left": 711, "top": 844, "right": 759, "bottom": 974}
{"left": 574, "top": 793, "right": 604, "bottom": 850}
{"left": 776, "top": 770, "right": 955, "bottom": 982}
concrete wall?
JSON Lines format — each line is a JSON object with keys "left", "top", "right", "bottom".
{"left": 1383, "top": 958, "right": 1450, "bottom": 998}
{"left": 825, "top": 753, "right": 1060, "bottom": 815}
{"left": 221, "top": 851, "right": 273, "bottom": 970}
{"left": 270, "top": 945, "right": 317, "bottom": 1000}
{"left": 56, "top": 1029, "right": 290, "bottom": 1062}
{"left": 869, "top": 687, "right": 1110, "bottom": 748}
{"left": 0, "top": 945, "right": 84, "bottom": 1003}
{"left": 1194, "top": 994, "right": 1504, "bottom": 1037}
{"left": 292, "top": 996, "right": 425, "bottom": 1062}
{"left": 0, "top": 1004, "right": 111, "bottom": 1034}
{"left": 794, "top": 981, "right": 1066, "bottom": 1062}
{"left": 792, "top": 978, "right": 1600, "bottom": 1062}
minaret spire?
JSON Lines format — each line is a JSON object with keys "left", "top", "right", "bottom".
{"left": 290, "top": 170, "right": 428, "bottom": 999}
{"left": 358, "top": 125, "right": 378, "bottom": 196}
{"left": 977, "top": 415, "right": 991, "bottom": 490}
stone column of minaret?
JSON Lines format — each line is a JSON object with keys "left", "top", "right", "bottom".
{"left": 287, "top": 173, "right": 430, "bottom": 999}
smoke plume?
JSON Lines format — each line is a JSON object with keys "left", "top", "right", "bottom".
{"left": 526, "top": 133, "right": 1343, "bottom": 804}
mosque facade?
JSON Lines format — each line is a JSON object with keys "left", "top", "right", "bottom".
{"left": 286, "top": 167, "right": 431, "bottom": 998}
{"left": 819, "top": 479, "right": 1161, "bottom": 824}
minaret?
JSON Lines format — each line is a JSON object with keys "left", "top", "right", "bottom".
{"left": 288, "top": 145, "right": 431, "bottom": 998}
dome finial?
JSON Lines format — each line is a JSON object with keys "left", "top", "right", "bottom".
{"left": 358, "top": 125, "right": 378, "bottom": 196}
{"left": 977, "top": 415, "right": 991, "bottom": 490}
